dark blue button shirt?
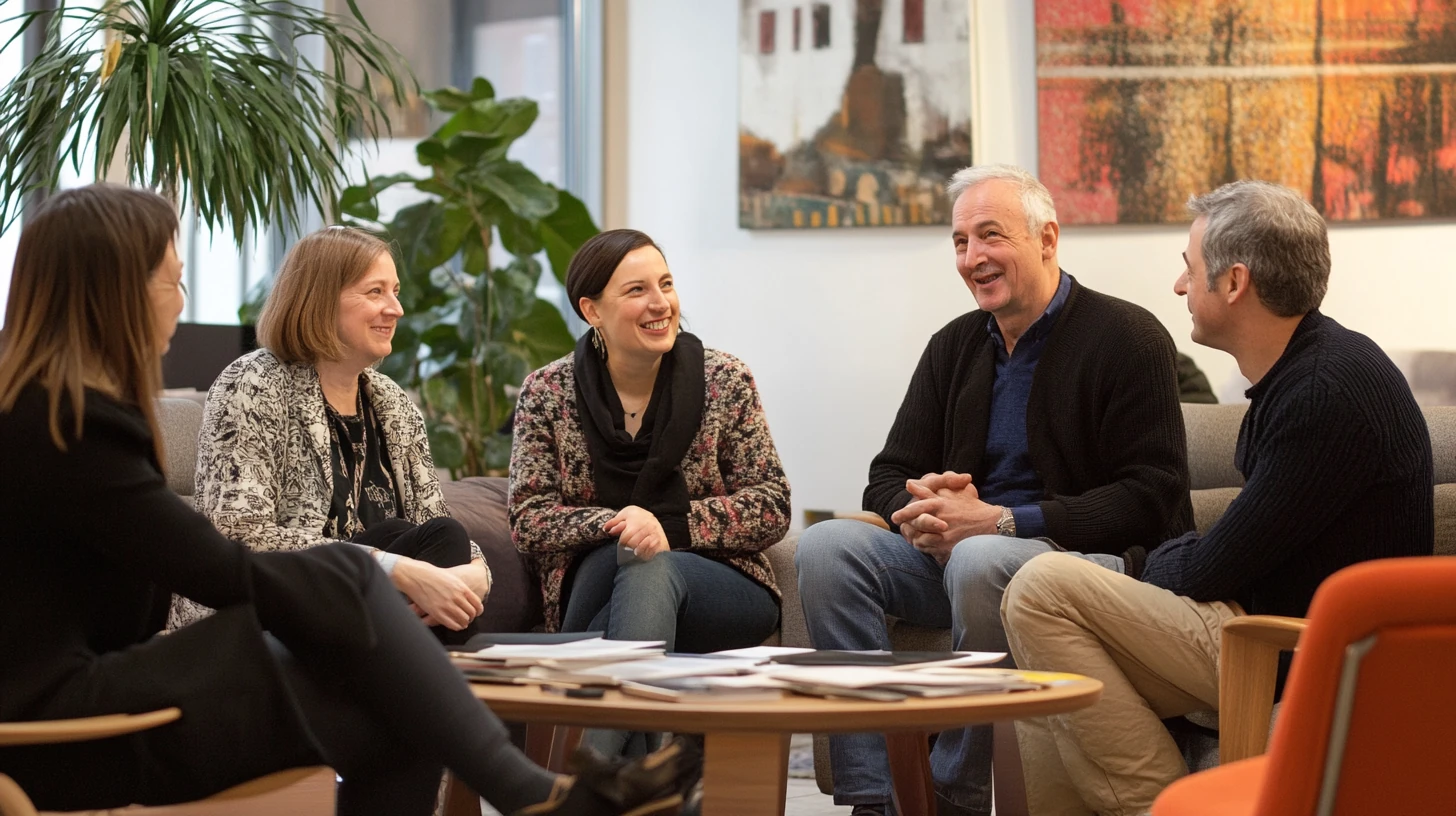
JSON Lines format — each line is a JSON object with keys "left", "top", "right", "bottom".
{"left": 979, "top": 271, "right": 1071, "bottom": 538}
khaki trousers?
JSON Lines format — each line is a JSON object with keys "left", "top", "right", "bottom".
{"left": 1000, "top": 552, "right": 1243, "bottom": 816}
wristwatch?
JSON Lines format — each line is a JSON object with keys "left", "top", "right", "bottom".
{"left": 995, "top": 506, "right": 1017, "bottom": 537}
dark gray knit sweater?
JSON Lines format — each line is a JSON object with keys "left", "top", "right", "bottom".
{"left": 1142, "top": 311, "right": 1435, "bottom": 617}
{"left": 865, "top": 276, "right": 1195, "bottom": 555}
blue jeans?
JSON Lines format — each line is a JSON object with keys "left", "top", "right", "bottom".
{"left": 794, "top": 520, "right": 1124, "bottom": 813}
{"left": 563, "top": 543, "right": 780, "bottom": 755}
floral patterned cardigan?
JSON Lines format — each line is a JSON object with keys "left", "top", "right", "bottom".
{"left": 508, "top": 348, "right": 791, "bottom": 632}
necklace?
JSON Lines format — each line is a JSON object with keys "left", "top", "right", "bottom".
{"left": 621, "top": 394, "right": 650, "bottom": 419}
{"left": 325, "top": 385, "right": 368, "bottom": 537}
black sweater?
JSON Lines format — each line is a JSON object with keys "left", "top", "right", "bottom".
{"left": 0, "top": 387, "right": 379, "bottom": 805}
{"left": 865, "top": 277, "right": 1195, "bottom": 554}
{"left": 1142, "top": 312, "right": 1434, "bottom": 617}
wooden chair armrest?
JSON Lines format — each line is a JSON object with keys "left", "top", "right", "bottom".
{"left": 1218, "top": 615, "right": 1308, "bottom": 764}
{"left": 834, "top": 511, "right": 891, "bottom": 531}
{"left": 0, "top": 773, "right": 39, "bottom": 816}
{"left": 207, "top": 767, "right": 333, "bottom": 802}
{"left": 0, "top": 708, "right": 182, "bottom": 747}
{"left": 1222, "top": 615, "right": 1308, "bottom": 650}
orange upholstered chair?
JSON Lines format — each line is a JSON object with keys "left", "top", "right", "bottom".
{"left": 1153, "top": 556, "right": 1456, "bottom": 816}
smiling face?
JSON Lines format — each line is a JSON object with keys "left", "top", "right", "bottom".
{"left": 951, "top": 179, "right": 1060, "bottom": 329}
{"left": 335, "top": 251, "right": 402, "bottom": 368}
{"left": 579, "top": 245, "right": 680, "bottom": 364}
{"left": 148, "top": 241, "right": 186, "bottom": 353}
{"left": 1175, "top": 216, "right": 1228, "bottom": 350}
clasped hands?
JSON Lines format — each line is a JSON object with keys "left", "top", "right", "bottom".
{"left": 889, "top": 471, "right": 1004, "bottom": 566}
{"left": 393, "top": 558, "right": 489, "bottom": 632}
{"left": 605, "top": 505, "right": 670, "bottom": 561}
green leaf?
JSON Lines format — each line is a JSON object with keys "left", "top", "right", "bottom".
{"left": 484, "top": 432, "right": 513, "bottom": 472}
{"left": 496, "top": 219, "right": 542, "bottom": 259}
{"left": 509, "top": 299, "right": 576, "bottom": 369}
{"left": 0, "top": 0, "right": 418, "bottom": 246}
{"left": 423, "top": 375, "right": 462, "bottom": 416}
{"left": 423, "top": 85, "right": 473, "bottom": 112}
{"left": 388, "top": 200, "right": 472, "bottom": 274}
{"left": 539, "top": 188, "right": 600, "bottom": 283}
{"left": 435, "top": 97, "right": 537, "bottom": 146}
{"left": 470, "top": 77, "right": 496, "bottom": 101}
{"left": 426, "top": 421, "right": 467, "bottom": 470}
{"left": 489, "top": 259, "right": 540, "bottom": 327}
{"left": 338, "top": 172, "right": 419, "bottom": 220}
{"left": 474, "top": 160, "right": 558, "bottom": 221}
{"left": 416, "top": 138, "right": 448, "bottom": 167}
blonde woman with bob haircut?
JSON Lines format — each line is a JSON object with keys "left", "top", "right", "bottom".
{"left": 177, "top": 227, "right": 488, "bottom": 646}
{"left": 0, "top": 184, "right": 696, "bottom": 816}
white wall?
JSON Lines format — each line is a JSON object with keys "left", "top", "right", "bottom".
{"left": 623, "top": 0, "right": 1456, "bottom": 523}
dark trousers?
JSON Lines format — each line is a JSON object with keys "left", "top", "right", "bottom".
{"left": 4, "top": 546, "right": 555, "bottom": 816}
{"left": 351, "top": 516, "right": 484, "bottom": 646}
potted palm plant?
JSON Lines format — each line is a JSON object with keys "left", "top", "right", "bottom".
{"left": 0, "top": 0, "right": 413, "bottom": 243}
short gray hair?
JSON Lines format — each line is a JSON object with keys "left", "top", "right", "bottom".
{"left": 946, "top": 164, "right": 1058, "bottom": 235}
{"left": 1186, "top": 181, "right": 1329, "bottom": 317}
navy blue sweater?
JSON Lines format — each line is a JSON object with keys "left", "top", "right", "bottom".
{"left": 1142, "top": 312, "right": 1434, "bottom": 617}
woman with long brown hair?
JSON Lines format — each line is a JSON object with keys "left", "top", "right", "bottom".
{"left": 0, "top": 185, "right": 691, "bottom": 816}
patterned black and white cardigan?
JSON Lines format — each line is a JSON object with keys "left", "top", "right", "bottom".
{"left": 171, "top": 348, "right": 478, "bottom": 628}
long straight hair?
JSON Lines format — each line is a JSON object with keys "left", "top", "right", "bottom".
{"left": 0, "top": 184, "right": 178, "bottom": 459}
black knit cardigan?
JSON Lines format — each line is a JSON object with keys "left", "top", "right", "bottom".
{"left": 865, "top": 276, "right": 1195, "bottom": 555}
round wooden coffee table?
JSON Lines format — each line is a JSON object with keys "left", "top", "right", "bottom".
{"left": 450, "top": 673, "right": 1101, "bottom": 816}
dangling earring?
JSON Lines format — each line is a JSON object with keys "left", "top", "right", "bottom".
{"left": 590, "top": 326, "right": 606, "bottom": 358}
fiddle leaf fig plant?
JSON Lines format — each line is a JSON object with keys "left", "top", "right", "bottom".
{"left": 0, "top": 0, "right": 414, "bottom": 244}
{"left": 339, "top": 78, "right": 598, "bottom": 477}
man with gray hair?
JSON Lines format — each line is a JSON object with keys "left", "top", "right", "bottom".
{"left": 1001, "top": 180, "right": 1433, "bottom": 815}
{"left": 796, "top": 164, "right": 1194, "bottom": 815}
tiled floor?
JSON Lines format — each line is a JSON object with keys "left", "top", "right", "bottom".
{"left": 480, "top": 778, "right": 843, "bottom": 815}
{"left": 784, "top": 776, "right": 846, "bottom": 815}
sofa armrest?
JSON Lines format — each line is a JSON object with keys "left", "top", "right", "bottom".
{"left": 1219, "top": 614, "right": 1307, "bottom": 764}
{"left": 763, "top": 533, "right": 807, "bottom": 648}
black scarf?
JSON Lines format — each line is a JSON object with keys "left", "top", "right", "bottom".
{"left": 573, "top": 330, "right": 705, "bottom": 549}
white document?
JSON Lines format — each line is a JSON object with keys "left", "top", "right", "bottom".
{"left": 765, "top": 666, "right": 1029, "bottom": 689}
{"left": 707, "top": 645, "right": 815, "bottom": 660}
{"left": 528, "top": 656, "right": 763, "bottom": 684}
{"left": 466, "top": 637, "right": 666, "bottom": 666}
{"left": 885, "top": 652, "right": 1007, "bottom": 670}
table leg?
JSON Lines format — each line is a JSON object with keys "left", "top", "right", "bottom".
{"left": 884, "top": 731, "right": 935, "bottom": 816}
{"left": 702, "top": 732, "right": 790, "bottom": 816}
{"left": 442, "top": 772, "right": 481, "bottom": 816}
{"left": 525, "top": 723, "right": 554, "bottom": 767}
{"left": 993, "top": 720, "right": 1029, "bottom": 816}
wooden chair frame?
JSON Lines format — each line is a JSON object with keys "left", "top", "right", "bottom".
{"left": 0, "top": 709, "right": 329, "bottom": 816}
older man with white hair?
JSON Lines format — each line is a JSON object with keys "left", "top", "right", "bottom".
{"left": 796, "top": 165, "right": 1194, "bottom": 816}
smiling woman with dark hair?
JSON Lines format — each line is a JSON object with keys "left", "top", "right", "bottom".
{"left": 0, "top": 187, "right": 693, "bottom": 816}
{"left": 510, "top": 228, "right": 791, "bottom": 755}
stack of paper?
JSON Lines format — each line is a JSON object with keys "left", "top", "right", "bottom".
{"left": 451, "top": 637, "right": 666, "bottom": 683}
{"left": 762, "top": 666, "right": 1043, "bottom": 700}
{"left": 528, "top": 655, "right": 763, "bottom": 685}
